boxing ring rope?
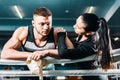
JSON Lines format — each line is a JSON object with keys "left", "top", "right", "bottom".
{"left": 0, "top": 49, "right": 120, "bottom": 77}
{"left": 1, "top": 48, "right": 120, "bottom": 65}
{"left": 0, "top": 54, "right": 97, "bottom": 65}
{"left": 0, "top": 69, "right": 120, "bottom": 77}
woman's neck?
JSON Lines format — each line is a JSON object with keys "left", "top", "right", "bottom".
{"left": 79, "top": 32, "right": 95, "bottom": 42}
{"left": 79, "top": 35, "right": 88, "bottom": 42}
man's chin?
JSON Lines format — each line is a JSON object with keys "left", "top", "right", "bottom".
{"left": 42, "top": 34, "right": 49, "bottom": 37}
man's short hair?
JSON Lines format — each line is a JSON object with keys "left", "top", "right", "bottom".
{"left": 33, "top": 7, "right": 52, "bottom": 17}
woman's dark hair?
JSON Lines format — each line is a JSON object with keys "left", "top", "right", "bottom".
{"left": 97, "top": 18, "right": 112, "bottom": 69}
{"left": 82, "top": 13, "right": 112, "bottom": 69}
{"left": 81, "top": 13, "right": 99, "bottom": 32}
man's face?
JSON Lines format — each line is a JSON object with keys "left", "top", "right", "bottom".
{"left": 32, "top": 15, "right": 52, "bottom": 36}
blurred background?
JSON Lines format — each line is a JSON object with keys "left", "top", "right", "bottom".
{"left": 0, "top": 0, "right": 120, "bottom": 51}
{"left": 0, "top": 0, "right": 120, "bottom": 80}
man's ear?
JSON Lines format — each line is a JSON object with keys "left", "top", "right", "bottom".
{"left": 32, "top": 20, "right": 35, "bottom": 27}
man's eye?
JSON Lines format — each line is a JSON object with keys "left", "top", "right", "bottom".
{"left": 41, "top": 23, "right": 45, "bottom": 26}
{"left": 40, "top": 23, "right": 49, "bottom": 26}
{"left": 47, "top": 23, "right": 49, "bottom": 26}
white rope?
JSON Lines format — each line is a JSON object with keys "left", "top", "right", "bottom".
{"left": 0, "top": 49, "right": 120, "bottom": 78}
{"left": 0, "top": 54, "right": 97, "bottom": 65}
{"left": 0, "top": 59, "right": 26, "bottom": 65}
{"left": 0, "top": 69, "right": 120, "bottom": 77}
{"left": 43, "top": 69, "right": 120, "bottom": 76}
{"left": 46, "top": 54, "right": 97, "bottom": 64}
{"left": 112, "top": 48, "right": 120, "bottom": 57}
{"left": 0, "top": 54, "right": 97, "bottom": 80}
{"left": 0, "top": 49, "right": 120, "bottom": 65}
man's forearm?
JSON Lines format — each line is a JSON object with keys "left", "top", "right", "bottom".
{"left": 1, "top": 49, "right": 31, "bottom": 60}
{"left": 46, "top": 49, "right": 60, "bottom": 59}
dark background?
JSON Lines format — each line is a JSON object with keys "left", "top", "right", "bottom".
{"left": 0, "top": 0, "right": 120, "bottom": 51}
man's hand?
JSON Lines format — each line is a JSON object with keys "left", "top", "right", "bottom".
{"left": 29, "top": 50, "right": 48, "bottom": 61}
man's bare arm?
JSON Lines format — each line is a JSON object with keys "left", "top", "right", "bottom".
{"left": 1, "top": 27, "right": 31, "bottom": 60}
{"left": 29, "top": 49, "right": 59, "bottom": 61}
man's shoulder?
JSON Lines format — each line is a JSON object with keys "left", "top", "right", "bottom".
{"left": 14, "top": 26, "right": 30, "bottom": 42}
{"left": 13, "top": 26, "right": 29, "bottom": 38}
{"left": 17, "top": 26, "right": 28, "bottom": 31}
{"left": 14, "top": 26, "right": 28, "bottom": 34}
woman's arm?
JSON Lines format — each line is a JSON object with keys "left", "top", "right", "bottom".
{"left": 58, "top": 32, "right": 96, "bottom": 59}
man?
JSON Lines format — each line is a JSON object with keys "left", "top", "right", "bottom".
{"left": 1, "top": 7, "right": 60, "bottom": 60}
{"left": 1, "top": 7, "right": 63, "bottom": 80}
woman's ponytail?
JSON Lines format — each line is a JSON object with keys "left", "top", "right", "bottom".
{"left": 97, "top": 18, "right": 112, "bottom": 69}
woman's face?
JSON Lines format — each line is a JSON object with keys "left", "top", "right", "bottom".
{"left": 73, "top": 16, "right": 87, "bottom": 35}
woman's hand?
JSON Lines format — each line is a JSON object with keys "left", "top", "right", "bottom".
{"left": 54, "top": 27, "right": 66, "bottom": 33}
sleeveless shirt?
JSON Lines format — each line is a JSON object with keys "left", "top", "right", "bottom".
{"left": 22, "top": 26, "right": 56, "bottom": 52}
{"left": 19, "top": 26, "right": 56, "bottom": 78}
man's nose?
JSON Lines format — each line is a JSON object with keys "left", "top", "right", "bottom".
{"left": 43, "top": 24, "right": 49, "bottom": 29}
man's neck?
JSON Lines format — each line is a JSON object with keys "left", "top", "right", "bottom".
{"left": 34, "top": 28, "right": 47, "bottom": 41}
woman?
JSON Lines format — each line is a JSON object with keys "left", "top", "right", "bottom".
{"left": 57, "top": 13, "right": 112, "bottom": 80}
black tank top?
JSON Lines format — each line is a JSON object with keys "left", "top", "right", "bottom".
{"left": 22, "top": 26, "right": 56, "bottom": 52}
